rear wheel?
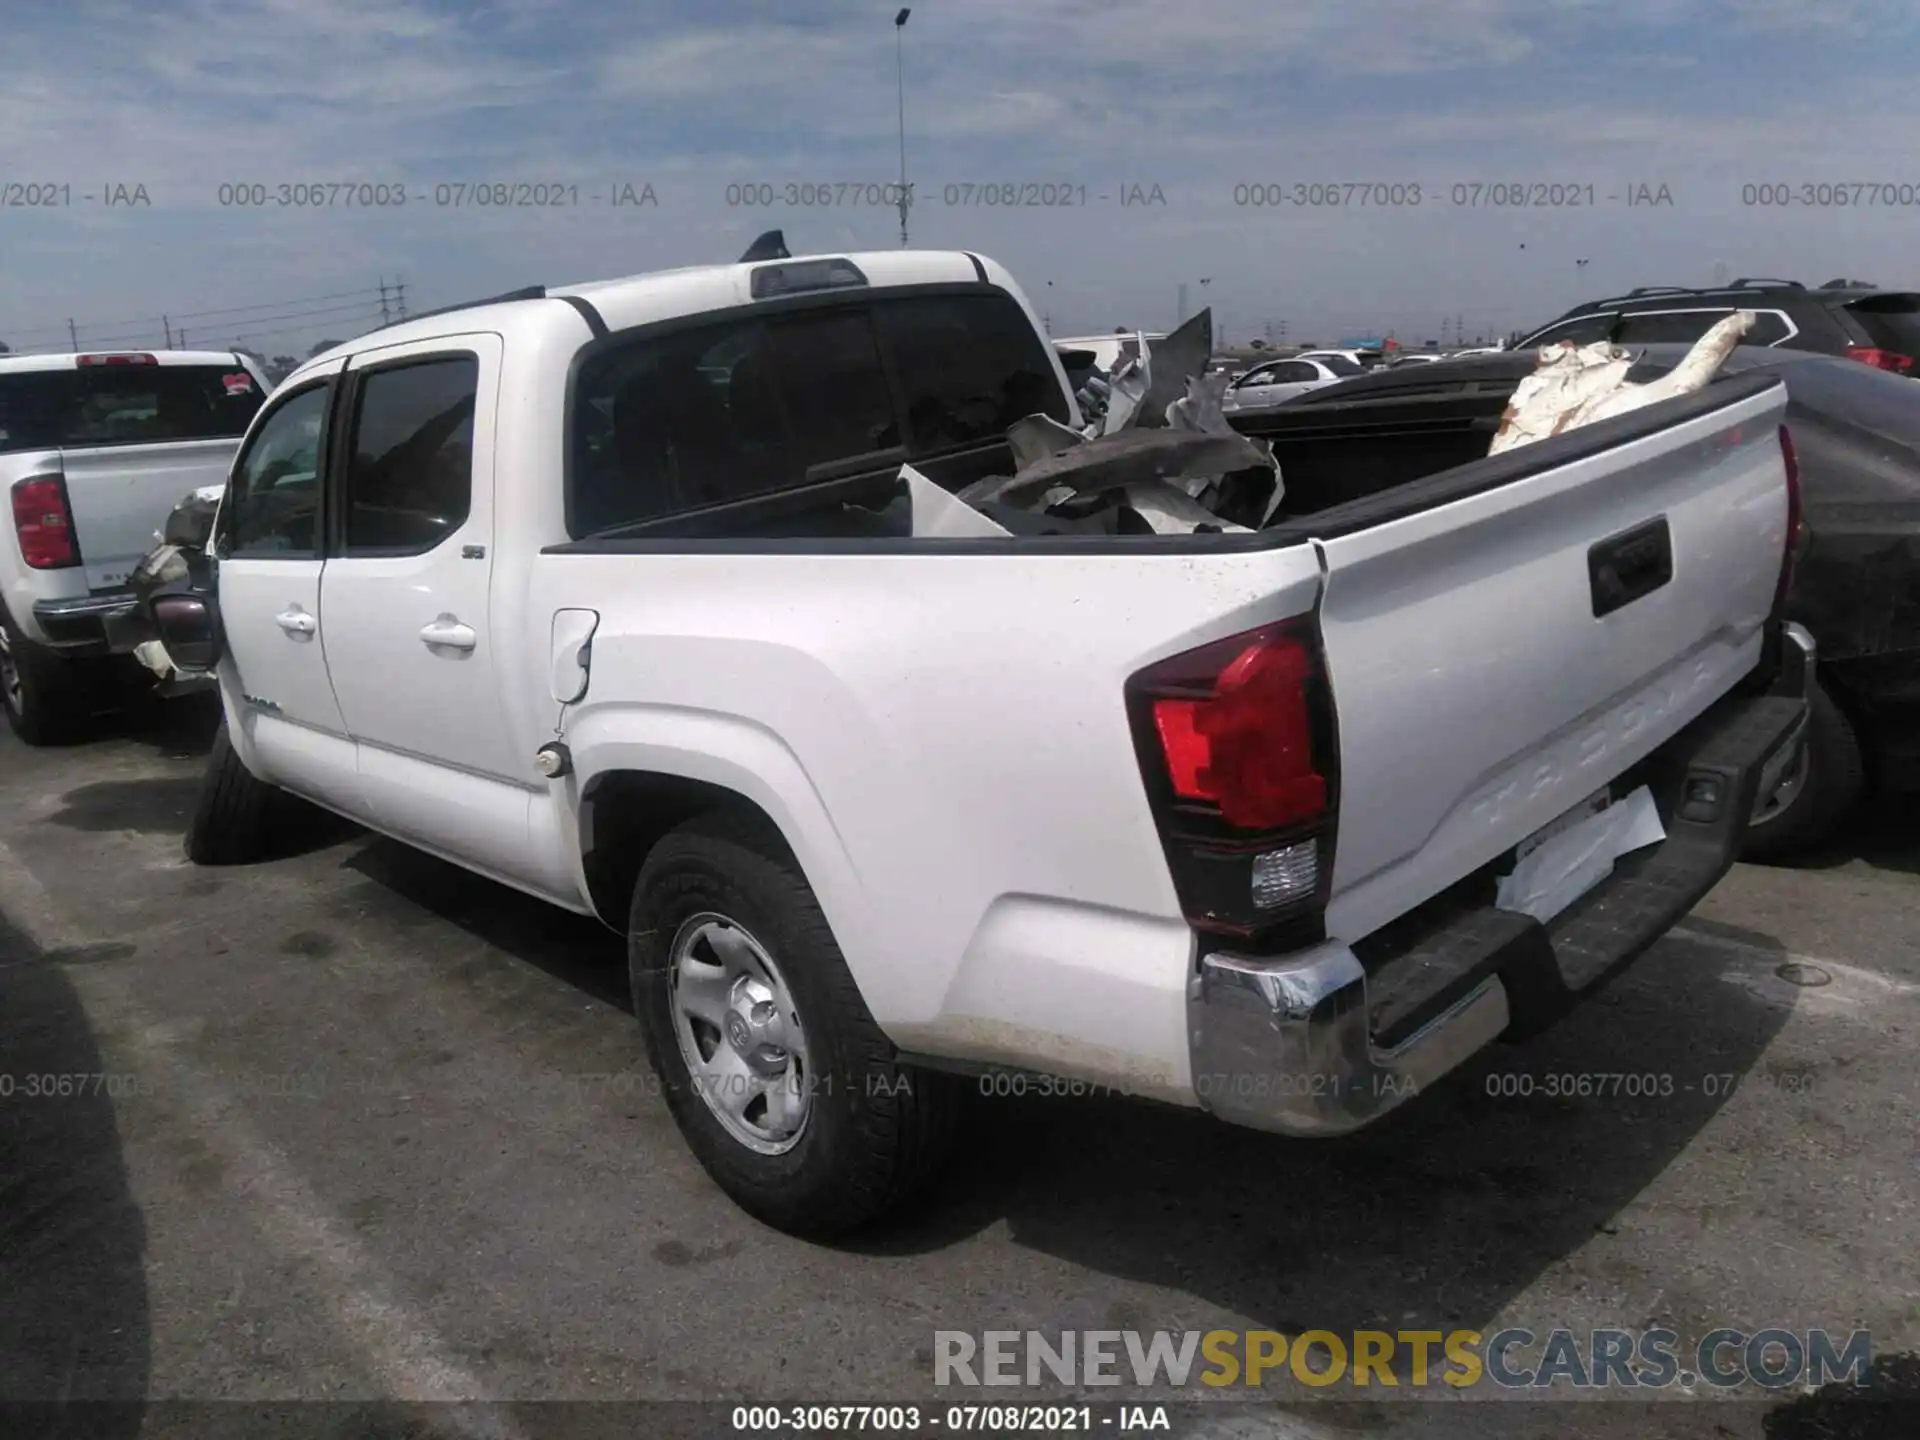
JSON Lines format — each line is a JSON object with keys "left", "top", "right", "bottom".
{"left": 0, "top": 605, "right": 90, "bottom": 746}
{"left": 1742, "top": 681, "right": 1865, "bottom": 863}
{"left": 629, "top": 810, "right": 962, "bottom": 1238}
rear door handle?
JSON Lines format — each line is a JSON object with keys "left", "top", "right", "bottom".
{"left": 418, "top": 615, "right": 477, "bottom": 651}
{"left": 274, "top": 608, "right": 317, "bottom": 637}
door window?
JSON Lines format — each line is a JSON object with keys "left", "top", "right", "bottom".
{"left": 341, "top": 357, "right": 479, "bottom": 554}
{"left": 221, "top": 382, "right": 330, "bottom": 558}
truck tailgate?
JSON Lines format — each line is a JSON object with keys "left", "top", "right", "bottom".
{"left": 58, "top": 440, "right": 237, "bottom": 590}
{"left": 1310, "top": 375, "right": 1790, "bottom": 943}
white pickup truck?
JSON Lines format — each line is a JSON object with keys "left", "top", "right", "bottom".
{"left": 147, "top": 250, "right": 1813, "bottom": 1237}
{"left": 0, "top": 349, "right": 271, "bottom": 741}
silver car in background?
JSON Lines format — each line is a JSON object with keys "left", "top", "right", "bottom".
{"left": 1221, "top": 354, "right": 1360, "bottom": 412}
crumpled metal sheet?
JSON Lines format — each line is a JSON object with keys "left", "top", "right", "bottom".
{"left": 155, "top": 483, "right": 225, "bottom": 548}
{"left": 963, "top": 308, "right": 1283, "bottom": 534}
{"left": 1490, "top": 311, "right": 1756, "bottom": 455}
{"left": 958, "top": 428, "right": 1274, "bottom": 512}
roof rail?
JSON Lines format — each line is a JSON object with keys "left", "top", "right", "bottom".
{"left": 1624, "top": 286, "right": 1694, "bottom": 298}
{"left": 1820, "top": 277, "right": 1876, "bottom": 289}
{"left": 371, "top": 285, "right": 548, "bottom": 332}
{"left": 1730, "top": 277, "right": 1802, "bottom": 289}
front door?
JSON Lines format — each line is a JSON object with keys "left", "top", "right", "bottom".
{"left": 212, "top": 361, "right": 361, "bottom": 808}
{"left": 315, "top": 334, "right": 535, "bottom": 881}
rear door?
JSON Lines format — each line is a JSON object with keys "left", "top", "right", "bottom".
{"left": 1309, "top": 379, "right": 1792, "bottom": 942}
{"left": 314, "top": 335, "right": 536, "bottom": 879}
{"left": 51, "top": 359, "right": 267, "bottom": 588}
{"left": 212, "top": 360, "right": 360, "bottom": 807}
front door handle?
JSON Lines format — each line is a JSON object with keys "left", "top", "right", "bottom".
{"left": 419, "top": 614, "right": 477, "bottom": 651}
{"left": 274, "top": 607, "right": 317, "bottom": 637}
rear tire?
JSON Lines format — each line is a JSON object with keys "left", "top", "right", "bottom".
{"left": 629, "top": 810, "right": 961, "bottom": 1238}
{"left": 0, "top": 605, "right": 90, "bottom": 746}
{"left": 1741, "top": 681, "right": 1865, "bottom": 863}
{"left": 184, "top": 720, "right": 282, "bottom": 865}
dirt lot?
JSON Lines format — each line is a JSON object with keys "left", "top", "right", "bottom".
{"left": 2, "top": 701, "right": 1916, "bottom": 1440}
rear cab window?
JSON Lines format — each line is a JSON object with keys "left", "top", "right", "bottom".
{"left": 567, "top": 287, "right": 1069, "bottom": 537}
{"left": 0, "top": 362, "right": 265, "bottom": 454}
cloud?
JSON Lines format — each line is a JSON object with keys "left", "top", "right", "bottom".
{"left": 0, "top": 0, "right": 1914, "bottom": 347}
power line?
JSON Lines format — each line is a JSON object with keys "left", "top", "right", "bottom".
{"left": 0, "top": 285, "right": 386, "bottom": 343}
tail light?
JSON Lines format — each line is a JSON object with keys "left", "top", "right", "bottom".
{"left": 1126, "top": 619, "right": 1339, "bottom": 939}
{"left": 76, "top": 353, "right": 157, "bottom": 367}
{"left": 1774, "top": 424, "right": 1803, "bottom": 614}
{"left": 1844, "top": 346, "right": 1914, "bottom": 374}
{"left": 11, "top": 475, "right": 81, "bottom": 570}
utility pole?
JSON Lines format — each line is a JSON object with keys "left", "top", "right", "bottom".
{"left": 163, "top": 315, "right": 173, "bottom": 348}
{"left": 67, "top": 319, "right": 78, "bottom": 352}
{"left": 395, "top": 275, "right": 408, "bottom": 320}
{"left": 894, "top": 9, "right": 912, "bottom": 248}
{"left": 378, "top": 277, "right": 392, "bottom": 326}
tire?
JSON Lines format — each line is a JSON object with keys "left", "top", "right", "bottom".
{"left": 1742, "top": 680, "right": 1865, "bottom": 863}
{"left": 0, "top": 604, "right": 90, "bottom": 746}
{"left": 184, "top": 720, "right": 281, "bottom": 865}
{"left": 629, "top": 810, "right": 961, "bottom": 1238}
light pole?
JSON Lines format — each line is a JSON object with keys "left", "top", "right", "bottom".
{"left": 894, "top": 9, "right": 912, "bottom": 248}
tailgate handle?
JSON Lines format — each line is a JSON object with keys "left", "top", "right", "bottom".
{"left": 1588, "top": 517, "right": 1673, "bottom": 618}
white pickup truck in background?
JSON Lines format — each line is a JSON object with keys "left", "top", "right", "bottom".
{"left": 144, "top": 249, "right": 1812, "bottom": 1238}
{"left": 0, "top": 349, "right": 271, "bottom": 742}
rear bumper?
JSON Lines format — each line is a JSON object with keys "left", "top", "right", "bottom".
{"left": 1188, "top": 626, "right": 1815, "bottom": 1137}
{"left": 33, "top": 591, "right": 141, "bottom": 654}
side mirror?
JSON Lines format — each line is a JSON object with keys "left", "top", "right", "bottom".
{"left": 148, "top": 587, "right": 224, "bottom": 673}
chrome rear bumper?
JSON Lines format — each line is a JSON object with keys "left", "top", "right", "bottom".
{"left": 1188, "top": 626, "right": 1815, "bottom": 1137}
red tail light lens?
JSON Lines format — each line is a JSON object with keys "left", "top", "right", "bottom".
{"left": 1128, "top": 620, "right": 1338, "bottom": 938}
{"left": 1845, "top": 346, "right": 1915, "bottom": 374}
{"left": 11, "top": 475, "right": 80, "bottom": 570}
{"left": 76, "top": 353, "right": 157, "bottom": 366}
{"left": 1774, "top": 424, "right": 1802, "bottom": 613}
{"left": 1149, "top": 633, "right": 1327, "bottom": 829}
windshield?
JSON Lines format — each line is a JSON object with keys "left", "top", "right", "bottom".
{"left": 0, "top": 364, "right": 265, "bottom": 454}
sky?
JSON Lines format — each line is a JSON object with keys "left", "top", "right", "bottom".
{"left": 1, "top": 0, "right": 1916, "bottom": 356}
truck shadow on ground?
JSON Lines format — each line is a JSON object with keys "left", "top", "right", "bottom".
{"left": 0, "top": 914, "right": 149, "bottom": 1438}
{"left": 327, "top": 832, "right": 1807, "bottom": 1366}
{"left": 856, "top": 925, "right": 1799, "bottom": 1346}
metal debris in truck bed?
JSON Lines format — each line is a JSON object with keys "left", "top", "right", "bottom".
{"left": 948, "top": 308, "right": 1284, "bottom": 535}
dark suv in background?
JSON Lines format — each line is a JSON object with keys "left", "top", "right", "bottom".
{"left": 1512, "top": 279, "right": 1920, "bottom": 374}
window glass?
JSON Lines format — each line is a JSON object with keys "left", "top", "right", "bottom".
{"left": 224, "top": 384, "right": 330, "bottom": 557}
{"left": 1610, "top": 309, "right": 1791, "bottom": 346}
{"left": 0, "top": 364, "right": 265, "bottom": 455}
{"left": 765, "top": 309, "right": 899, "bottom": 470}
{"left": 1316, "top": 354, "right": 1364, "bottom": 376}
{"left": 1840, "top": 294, "right": 1920, "bottom": 355}
{"left": 876, "top": 293, "right": 1069, "bottom": 455}
{"left": 1515, "top": 314, "right": 1618, "bottom": 349}
{"left": 342, "top": 357, "right": 478, "bottom": 553}
{"left": 572, "top": 318, "right": 798, "bottom": 534}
